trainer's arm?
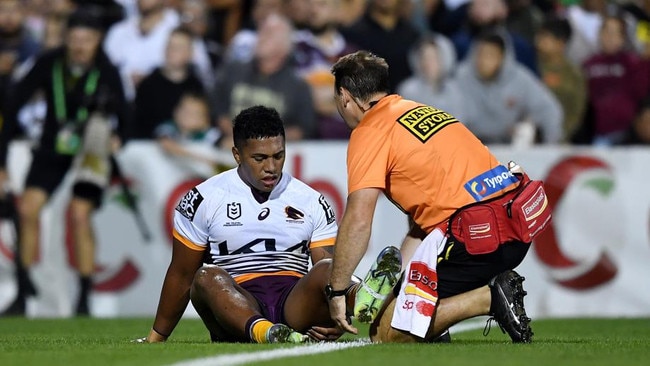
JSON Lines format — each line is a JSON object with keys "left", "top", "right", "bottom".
{"left": 147, "top": 238, "right": 204, "bottom": 342}
{"left": 328, "top": 188, "right": 380, "bottom": 332}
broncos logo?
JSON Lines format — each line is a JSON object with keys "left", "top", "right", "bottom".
{"left": 285, "top": 206, "right": 304, "bottom": 220}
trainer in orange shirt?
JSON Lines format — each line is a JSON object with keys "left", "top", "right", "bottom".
{"left": 326, "top": 51, "right": 536, "bottom": 343}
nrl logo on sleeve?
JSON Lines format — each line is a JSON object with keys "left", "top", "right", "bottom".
{"left": 176, "top": 187, "right": 204, "bottom": 221}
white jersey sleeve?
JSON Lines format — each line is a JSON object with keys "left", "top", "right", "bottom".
{"left": 309, "top": 194, "right": 338, "bottom": 248}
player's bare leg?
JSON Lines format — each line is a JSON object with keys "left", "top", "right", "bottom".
{"left": 283, "top": 259, "right": 343, "bottom": 331}
{"left": 18, "top": 188, "right": 48, "bottom": 269}
{"left": 1, "top": 188, "right": 47, "bottom": 316}
{"left": 70, "top": 197, "right": 96, "bottom": 316}
{"left": 370, "top": 286, "right": 491, "bottom": 342}
{"left": 190, "top": 265, "right": 305, "bottom": 343}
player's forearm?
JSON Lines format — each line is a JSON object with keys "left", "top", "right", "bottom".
{"left": 151, "top": 269, "right": 193, "bottom": 338}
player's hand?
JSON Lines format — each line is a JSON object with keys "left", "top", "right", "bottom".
{"left": 132, "top": 328, "right": 168, "bottom": 343}
{"left": 306, "top": 326, "right": 344, "bottom": 342}
{"left": 328, "top": 296, "right": 357, "bottom": 335}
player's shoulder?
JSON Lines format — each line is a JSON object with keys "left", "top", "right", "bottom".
{"left": 195, "top": 168, "right": 239, "bottom": 199}
{"left": 282, "top": 172, "right": 321, "bottom": 199}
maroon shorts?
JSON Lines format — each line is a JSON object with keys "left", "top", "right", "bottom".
{"left": 239, "top": 275, "right": 300, "bottom": 324}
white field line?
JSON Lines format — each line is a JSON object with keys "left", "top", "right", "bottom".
{"left": 169, "top": 320, "right": 487, "bottom": 366}
{"left": 169, "top": 340, "right": 371, "bottom": 366}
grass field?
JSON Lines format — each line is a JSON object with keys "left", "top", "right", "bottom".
{"left": 1, "top": 317, "right": 649, "bottom": 366}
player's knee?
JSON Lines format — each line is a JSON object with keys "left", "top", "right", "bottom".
{"left": 192, "top": 265, "right": 230, "bottom": 293}
{"left": 370, "top": 321, "right": 419, "bottom": 343}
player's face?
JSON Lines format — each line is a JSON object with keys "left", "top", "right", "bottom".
{"left": 234, "top": 136, "right": 286, "bottom": 192}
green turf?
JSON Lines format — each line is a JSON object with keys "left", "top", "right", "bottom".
{"left": 0, "top": 317, "right": 648, "bottom": 366}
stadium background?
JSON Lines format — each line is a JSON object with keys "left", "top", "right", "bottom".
{"left": 0, "top": 140, "right": 648, "bottom": 320}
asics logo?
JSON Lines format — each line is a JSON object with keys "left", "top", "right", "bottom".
{"left": 258, "top": 207, "right": 270, "bottom": 221}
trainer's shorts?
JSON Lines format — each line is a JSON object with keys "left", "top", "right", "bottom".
{"left": 239, "top": 275, "right": 300, "bottom": 324}
{"left": 25, "top": 150, "right": 104, "bottom": 207}
{"left": 436, "top": 238, "right": 530, "bottom": 298}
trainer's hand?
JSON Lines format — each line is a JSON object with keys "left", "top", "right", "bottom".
{"left": 306, "top": 326, "right": 344, "bottom": 342}
{"left": 328, "top": 296, "right": 357, "bottom": 335}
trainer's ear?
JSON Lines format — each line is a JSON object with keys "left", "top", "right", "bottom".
{"left": 339, "top": 87, "right": 351, "bottom": 107}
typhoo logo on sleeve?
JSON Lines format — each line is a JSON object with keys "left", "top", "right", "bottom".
{"left": 396, "top": 106, "right": 458, "bottom": 142}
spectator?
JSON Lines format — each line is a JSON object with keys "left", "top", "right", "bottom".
{"left": 283, "top": 0, "right": 313, "bottom": 30}
{"left": 213, "top": 14, "right": 316, "bottom": 145}
{"left": 449, "top": 0, "right": 539, "bottom": 75}
{"left": 155, "top": 91, "right": 222, "bottom": 164}
{"left": 225, "top": 0, "right": 283, "bottom": 63}
{"left": 565, "top": 0, "right": 611, "bottom": 66}
{"left": 177, "top": 0, "right": 216, "bottom": 91}
{"left": 201, "top": 0, "right": 244, "bottom": 48}
{"left": 0, "top": 0, "right": 41, "bottom": 118}
{"left": 104, "top": 0, "right": 179, "bottom": 99}
{"left": 421, "top": 0, "right": 469, "bottom": 37}
{"left": 134, "top": 26, "right": 205, "bottom": 139}
{"left": 535, "top": 16, "right": 587, "bottom": 143}
{"left": 180, "top": 0, "right": 223, "bottom": 70}
{"left": 40, "top": 0, "right": 77, "bottom": 50}
{"left": 454, "top": 31, "right": 562, "bottom": 144}
{"left": 396, "top": 33, "right": 466, "bottom": 121}
{"left": 104, "top": 0, "right": 212, "bottom": 99}
{"left": 341, "top": 0, "right": 422, "bottom": 92}
{"left": 294, "top": 0, "right": 358, "bottom": 139}
{"left": 583, "top": 15, "right": 648, "bottom": 145}
{"left": 505, "top": 0, "right": 544, "bottom": 44}
{"left": 0, "top": 8, "right": 129, "bottom": 317}
{"left": 621, "top": 95, "right": 650, "bottom": 144}
{"left": 338, "top": 0, "right": 366, "bottom": 27}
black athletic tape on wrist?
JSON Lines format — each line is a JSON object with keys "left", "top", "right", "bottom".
{"left": 152, "top": 327, "right": 170, "bottom": 338}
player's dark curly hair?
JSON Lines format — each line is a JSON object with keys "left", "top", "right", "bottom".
{"left": 331, "top": 50, "right": 390, "bottom": 103}
{"left": 232, "top": 105, "right": 286, "bottom": 149}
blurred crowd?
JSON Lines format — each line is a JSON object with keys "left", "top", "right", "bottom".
{"left": 2, "top": 0, "right": 650, "bottom": 151}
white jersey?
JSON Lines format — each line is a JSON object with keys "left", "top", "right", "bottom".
{"left": 173, "top": 168, "right": 337, "bottom": 283}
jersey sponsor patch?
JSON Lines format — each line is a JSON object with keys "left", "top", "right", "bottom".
{"left": 396, "top": 105, "right": 458, "bottom": 143}
{"left": 318, "top": 195, "right": 336, "bottom": 224}
{"left": 464, "top": 165, "right": 519, "bottom": 201}
{"left": 176, "top": 187, "right": 204, "bottom": 221}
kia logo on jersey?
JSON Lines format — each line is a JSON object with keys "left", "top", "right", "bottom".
{"left": 227, "top": 202, "right": 242, "bottom": 220}
{"left": 258, "top": 207, "right": 270, "bottom": 220}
